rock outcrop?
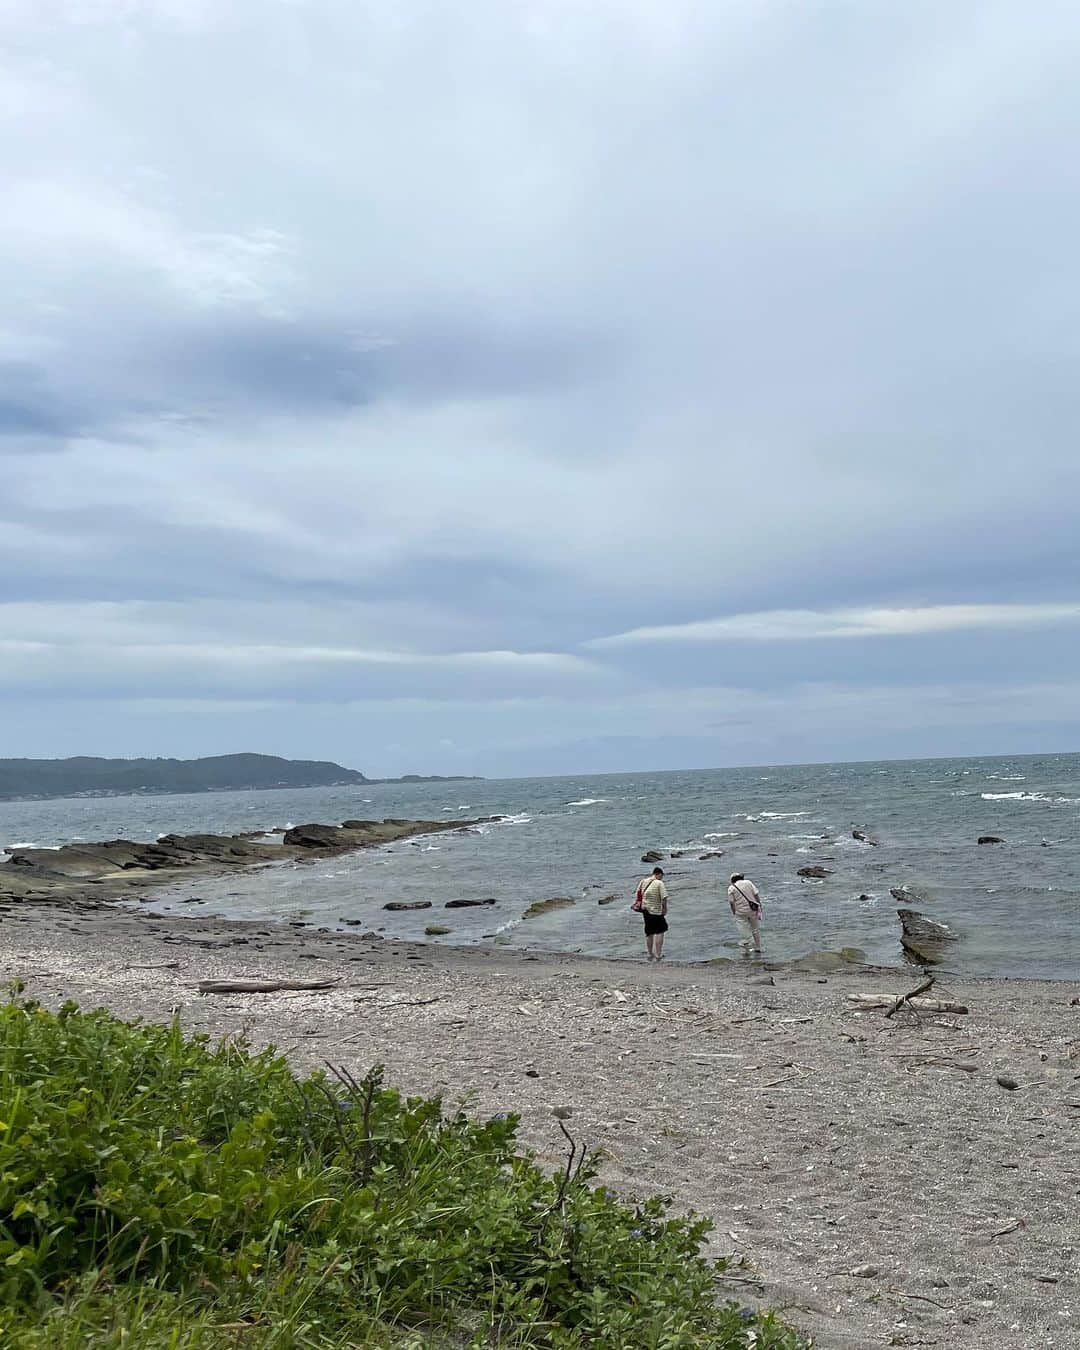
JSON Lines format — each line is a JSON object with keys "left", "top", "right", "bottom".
{"left": 897, "top": 908, "right": 957, "bottom": 964}
{"left": 977, "top": 835, "right": 1004, "bottom": 845}
{"left": 1, "top": 816, "right": 486, "bottom": 908}
{"left": 797, "top": 865, "right": 833, "bottom": 879}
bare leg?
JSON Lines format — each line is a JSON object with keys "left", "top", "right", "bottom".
{"left": 748, "top": 915, "right": 762, "bottom": 953}
{"left": 654, "top": 932, "right": 665, "bottom": 960}
{"left": 645, "top": 932, "right": 655, "bottom": 959}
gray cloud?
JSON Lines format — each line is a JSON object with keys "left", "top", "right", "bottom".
{"left": 3, "top": 1, "right": 1080, "bottom": 770}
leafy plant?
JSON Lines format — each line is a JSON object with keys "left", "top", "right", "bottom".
{"left": 0, "top": 997, "right": 803, "bottom": 1348}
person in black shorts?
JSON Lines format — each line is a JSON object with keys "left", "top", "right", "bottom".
{"left": 637, "top": 866, "right": 669, "bottom": 961}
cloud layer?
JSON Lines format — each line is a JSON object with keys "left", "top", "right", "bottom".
{"left": 3, "top": 2, "right": 1079, "bottom": 773}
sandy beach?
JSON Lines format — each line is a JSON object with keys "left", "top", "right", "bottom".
{"left": 1, "top": 893, "right": 1076, "bottom": 1350}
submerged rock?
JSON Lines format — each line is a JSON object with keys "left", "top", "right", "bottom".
{"left": 978, "top": 835, "right": 1004, "bottom": 845}
{"left": 424, "top": 924, "right": 451, "bottom": 936}
{"left": 383, "top": 900, "right": 432, "bottom": 911}
{"left": 597, "top": 893, "right": 619, "bottom": 905}
{"left": 852, "top": 828, "right": 879, "bottom": 846}
{"left": 445, "top": 897, "right": 497, "bottom": 908}
{"left": 523, "top": 896, "right": 576, "bottom": 919}
{"left": 698, "top": 850, "right": 725, "bottom": 860}
{"left": 797, "top": 865, "right": 833, "bottom": 879}
{"left": 641, "top": 850, "right": 663, "bottom": 864}
{"left": 890, "top": 885, "right": 934, "bottom": 906}
{"left": 784, "top": 949, "right": 863, "bottom": 974}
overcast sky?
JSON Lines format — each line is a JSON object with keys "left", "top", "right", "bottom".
{"left": 3, "top": 1, "right": 1079, "bottom": 777}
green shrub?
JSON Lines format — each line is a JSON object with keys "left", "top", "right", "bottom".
{"left": 0, "top": 997, "right": 803, "bottom": 1348}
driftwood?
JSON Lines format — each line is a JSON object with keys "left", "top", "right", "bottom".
{"left": 197, "top": 978, "right": 338, "bottom": 995}
{"left": 848, "top": 993, "right": 969, "bottom": 1014}
{"left": 885, "top": 974, "right": 934, "bottom": 1018}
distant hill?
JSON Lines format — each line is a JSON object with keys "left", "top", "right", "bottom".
{"left": 0, "top": 754, "right": 368, "bottom": 801}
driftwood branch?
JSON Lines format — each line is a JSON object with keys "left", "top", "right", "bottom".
{"left": 885, "top": 974, "right": 934, "bottom": 1018}
{"left": 196, "top": 978, "right": 338, "bottom": 995}
{"left": 848, "top": 993, "right": 968, "bottom": 1014}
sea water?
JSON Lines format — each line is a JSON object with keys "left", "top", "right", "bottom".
{"left": 2, "top": 752, "right": 1078, "bottom": 979}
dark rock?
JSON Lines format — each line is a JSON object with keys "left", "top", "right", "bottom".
{"left": 669, "top": 849, "right": 689, "bottom": 859}
{"left": 890, "top": 886, "right": 933, "bottom": 905}
{"left": 424, "top": 925, "right": 451, "bottom": 936}
{"left": 797, "top": 865, "right": 833, "bottom": 879}
{"left": 283, "top": 823, "right": 348, "bottom": 849}
{"left": 641, "top": 850, "right": 663, "bottom": 864}
{"left": 445, "top": 897, "right": 497, "bottom": 908}
{"left": 978, "top": 835, "right": 1004, "bottom": 845}
{"left": 852, "top": 828, "right": 879, "bottom": 846}
{"left": 996, "top": 1075, "right": 1018, "bottom": 1091}
{"left": 698, "top": 850, "right": 725, "bottom": 860}
{"left": 897, "top": 908, "right": 956, "bottom": 964}
{"left": 597, "top": 893, "right": 619, "bottom": 905}
{"left": 383, "top": 901, "right": 432, "bottom": 911}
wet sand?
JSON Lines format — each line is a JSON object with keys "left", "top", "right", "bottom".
{"left": 1, "top": 899, "right": 1076, "bottom": 1350}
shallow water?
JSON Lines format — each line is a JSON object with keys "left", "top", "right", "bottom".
{"left": 2, "top": 752, "right": 1078, "bottom": 979}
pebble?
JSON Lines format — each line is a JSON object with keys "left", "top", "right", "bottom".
{"left": 996, "top": 1075, "right": 1019, "bottom": 1091}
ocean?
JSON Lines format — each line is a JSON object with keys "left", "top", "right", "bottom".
{"left": 2, "top": 752, "right": 1078, "bottom": 980}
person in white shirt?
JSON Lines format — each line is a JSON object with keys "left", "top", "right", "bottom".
{"left": 727, "top": 872, "right": 763, "bottom": 954}
{"left": 637, "top": 866, "right": 669, "bottom": 961}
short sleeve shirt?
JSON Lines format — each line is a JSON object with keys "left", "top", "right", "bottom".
{"left": 641, "top": 878, "right": 668, "bottom": 914}
{"left": 728, "top": 880, "right": 760, "bottom": 915}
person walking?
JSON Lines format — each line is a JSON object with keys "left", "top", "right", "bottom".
{"left": 727, "top": 872, "right": 763, "bottom": 954}
{"left": 636, "top": 866, "right": 669, "bottom": 961}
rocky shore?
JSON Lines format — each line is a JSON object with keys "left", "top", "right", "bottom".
{"left": 0, "top": 900, "right": 1075, "bottom": 1350}
{"left": 0, "top": 817, "right": 486, "bottom": 909}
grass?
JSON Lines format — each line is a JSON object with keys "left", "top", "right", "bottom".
{"left": 0, "top": 995, "right": 804, "bottom": 1348}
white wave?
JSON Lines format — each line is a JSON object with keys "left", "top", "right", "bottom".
{"left": 494, "top": 812, "right": 532, "bottom": 825}
{"left": 988, "top": 774, "right": 1026, "bottom": 781}
{"left": 421, "top": 844, "right": 441, "bottom": 852}
{"left": 982, "top": 790, "right": 1048, "bottom": 802}
{"left": 567, "top": 798, "right": 607, "bottom": 807}
{"left": 795, "top": 846, "right": 811, "bottom": 854}
{"left": 704, "top": 831, "right": 740, "bottom": 839}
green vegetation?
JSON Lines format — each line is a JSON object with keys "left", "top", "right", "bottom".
{"left": 0, "top": 997, "right": 802, "bottom": 1349}
{"left": 0, "top": 753, "right": 367, "bottom": 800}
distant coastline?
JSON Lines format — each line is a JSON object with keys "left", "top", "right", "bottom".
{"left": 0, "top": 753, "right": 480, "bottom": 803}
